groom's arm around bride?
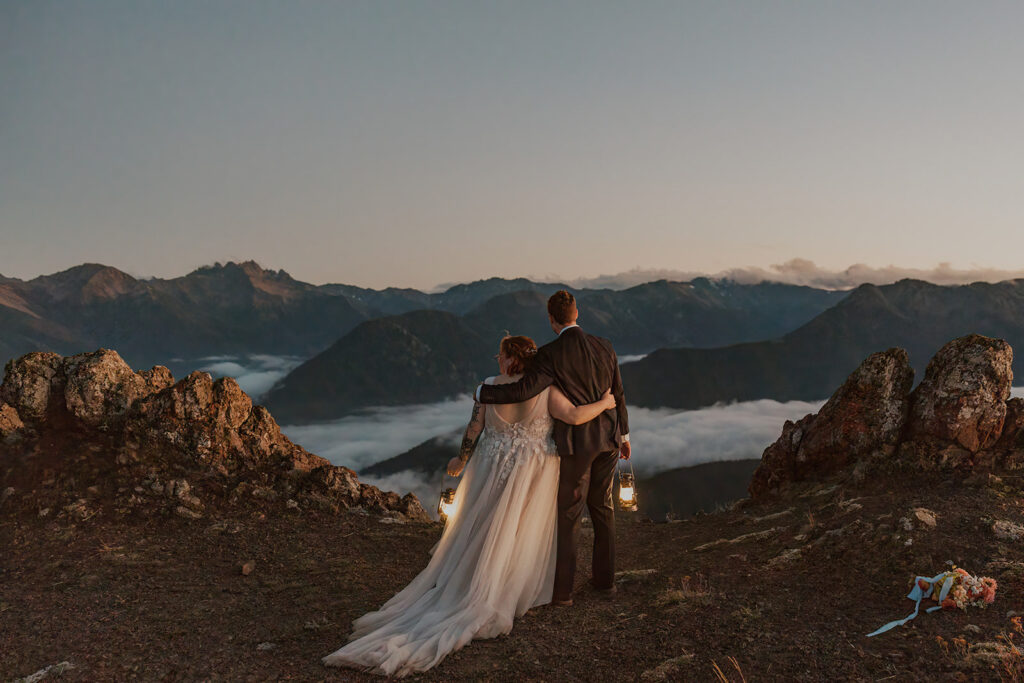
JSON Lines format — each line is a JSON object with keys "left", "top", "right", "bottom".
{"left": 476, "top": 291, "right": 630, "bottom": 460}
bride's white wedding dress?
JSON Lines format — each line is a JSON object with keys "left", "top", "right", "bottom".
{"left": 322, "top": 376, "right": 559, "bottom": 677}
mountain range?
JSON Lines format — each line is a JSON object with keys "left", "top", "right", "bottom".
{"left": 0, "top": 262, "right": 840, "bottom": 382}
{"left": 262, "top": 279, "right": 846, "bottom": 421}
{"left": 621, "top": 278, "right": 1024, "bottom": 409}
{"left": 0, "top": 262, "right": 367, "bottom": 372}
{"left": 9, "top": 261, "right": 1024, "bottom": 426}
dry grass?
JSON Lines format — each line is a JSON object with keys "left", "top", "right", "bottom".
{"left": 655, "top": 573, "right": 713, "bottom": 608}
{"left": 711, "top": 656, "right": 747, "bottom": 683}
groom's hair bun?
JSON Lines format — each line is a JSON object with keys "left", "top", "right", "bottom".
{"left": 547, "top": 290, "right": 577, "bottom": 325}
{"left": 500, "top": 335, "right": 538, "bottom": 375}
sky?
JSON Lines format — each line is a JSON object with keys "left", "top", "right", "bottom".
{"left": 3, "top": 1, "right": 1024, "bottom": 290}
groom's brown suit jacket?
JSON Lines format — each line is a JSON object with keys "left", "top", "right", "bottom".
{"left": 477, "top": 326, "right": 628, "bottom": 457}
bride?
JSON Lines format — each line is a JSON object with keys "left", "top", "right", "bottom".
{"left": 322, "top": 334, "right": 616, "bottom": 677}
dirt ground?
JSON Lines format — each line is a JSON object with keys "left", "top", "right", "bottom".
{"left": 4, "top": 474, "right": 1024, "bottom": 681}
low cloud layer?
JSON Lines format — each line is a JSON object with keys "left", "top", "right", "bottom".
{"left": 566, "top": 259, "right": 1024, "bottom": 291}
{"left": 198, "top": 354, "right": 305, "bottom": 400}
{"left": 280, "top": 396, "right": 477, "bottom": 473}
{"left": 283, "top": 388, "right": 1024, "bottom": 516}
{"left": 625, "top": 398, "right": 825, "bottom": 474}
{"left": 281, "top": 395, "right": 828, "bottom": 507}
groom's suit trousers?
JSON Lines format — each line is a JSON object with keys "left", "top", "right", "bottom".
{"left": 554, "top": 447, "right": 617, "bottom": 600}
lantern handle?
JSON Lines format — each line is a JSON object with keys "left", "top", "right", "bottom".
{"left": 616, "top": 455, "right": 636, "bottom": 479}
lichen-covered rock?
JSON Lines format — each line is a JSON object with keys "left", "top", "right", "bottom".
{"left": 906, "top": 334, "right": 1012, "bottom": 453}
{"left": 0, "top": 351, "right": 64, "bottom": 423}
{"left": 135, "top": 370, "right": 216, "bottom": 425}
{"left": 139, "top": 365, "right": 175, "bottom": 393}
{"left": 395, "top": 492, "right": 430, "bottom": 522}
{"left": 359, "top": 483, "right": 405, "bottom": 515}
{"left": 63, "top": 349, "right": 149, "bottom": 429}
{"left": 750, "top": 348, "right": 913, "bottom": 498}
{"left": 0, "top": 402, "right": 24, "bottom": 437}
{"left": 748, "top": 414, "right": 813, "bottom": 498}
{"left": 212, "top": 377, "right": 252, "bottom": 430}
{"left": 126, "top": 371, "right": 243, "bottom": 462}
{"left": 304, "top": 465, "right": 361, "bottom": 504}
{"left": 797, "top": 348, "right": 913, "bottom": 462}
{"left": 996, "top": 398, "right": 1024, "bottom": 452}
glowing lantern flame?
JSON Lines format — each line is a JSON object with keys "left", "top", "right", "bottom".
{"left": 618, "top": 471, "right": 638, "bottom": 512}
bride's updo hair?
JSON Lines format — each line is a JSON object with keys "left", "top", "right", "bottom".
{"left": 500, "top": 335, "right": 537, "bottom": 375}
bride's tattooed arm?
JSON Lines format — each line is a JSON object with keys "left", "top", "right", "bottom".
{"left": 459, "top": 402, "right": 485, "bottom": 462}
{"left": 448, "top": 401, "right": 485, "bottom": 477}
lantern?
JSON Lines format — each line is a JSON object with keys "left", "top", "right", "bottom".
{"left": 618, "top": 469, "right": 638, "bottom": 512}
{"left": 437, "top": 487, "right": 457, "bottom": 521}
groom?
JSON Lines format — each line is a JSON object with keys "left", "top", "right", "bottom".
{"left": 476, "top": 290, "right": 630, "bottom": 606}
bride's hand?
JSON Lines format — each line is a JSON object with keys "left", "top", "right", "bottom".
{"left": 447, "top": 457, "right": 465, "bottom": 477}
{"left": 600, "top": 388, "right": 616, "bottom": 410}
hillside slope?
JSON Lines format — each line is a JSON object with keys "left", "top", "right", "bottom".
{"left": 6, "top": 336, "right": 1024, "bottom": 680}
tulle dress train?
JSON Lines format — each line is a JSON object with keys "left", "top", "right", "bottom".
{"left": 322, "top": 382, "right": 559, "bottom": 677}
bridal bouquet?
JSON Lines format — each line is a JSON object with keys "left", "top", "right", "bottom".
{"left": 918, "top": 567, "right": 997, "bottom": 610}
{"left": 867, "top": 566, "right": 997, "bottom": 637}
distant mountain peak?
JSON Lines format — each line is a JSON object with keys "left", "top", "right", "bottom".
{"left": 182, "top": 260, "right": 306, "bottom": 299}
{"left": 27, "top": 263, "right": 139, "bottom": 302}
{"left": 190, "top": 260, "right": 290, "bottom": 278}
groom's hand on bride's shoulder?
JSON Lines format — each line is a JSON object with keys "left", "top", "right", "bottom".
{"left": 619, "top": 440, "right": 631, "bottom": 460}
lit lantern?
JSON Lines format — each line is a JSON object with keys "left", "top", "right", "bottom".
{"left": 618, "top": 470, "right": 638, "bottom": 512}
{"left": 437, "top": 487, "right": 457, "bottom": 521}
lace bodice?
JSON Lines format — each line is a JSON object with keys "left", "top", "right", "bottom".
{"left": 478, "top": 377, "right": 557, "bottom": 487}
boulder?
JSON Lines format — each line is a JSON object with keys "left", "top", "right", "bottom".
{"left": 0, "top": 351, "right": 64, "bottom": 423}
{"left": 212, "top": 377, "right": 252, "bottom": 430}
{"left": 750, "top": 348, "right": 913, "bottom": 498}
{"left": 906, "top": 334, "right": 1012, "bottom": 454}
{"left": 63, "top": 349, "right": 149, "bottom": 428}
{"left": 395, "top": 492, "right": 430, "bottom": 522}
{"left": 304, "top": 465, "right": 361, "bottom": 505}
{"left": 139, "top": 365, "right": 175, "bottom": 393}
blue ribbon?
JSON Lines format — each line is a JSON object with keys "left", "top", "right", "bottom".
{"left": 866, "top": 572, "right": 951, "bottom": 637}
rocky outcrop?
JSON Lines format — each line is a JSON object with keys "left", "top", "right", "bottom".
{"left": 0, "top": 351, "right": 63, "bottom": 423}
{"left": 750, "top": 348, "right": 914, "bottom": 497}
{"left": 905, "top": 335, "right": 1012, "bottom": 453}
{"left": 63, "top": 349, "right": 150, "bottom": 429}
{"left": 0, "top": 348, "right": 429, "bottom": 522}
{"left": 751, "top": 334, "right": 1019, "bottom": 498}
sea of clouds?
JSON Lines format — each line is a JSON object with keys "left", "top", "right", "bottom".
{"left": 205, "top": 355, "right": 1024, "bottom": 512}
{"left": 284, "top": 388, "right": 1024, "bottom": 513}
{"left": 280, "top": 396, "right": 477, "bottom": 473}
{"left": 279, "top": 394, "right": 829, "bottom": 510}
{"left": 195, "top": 354, "right": 305, "bottom": 400}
